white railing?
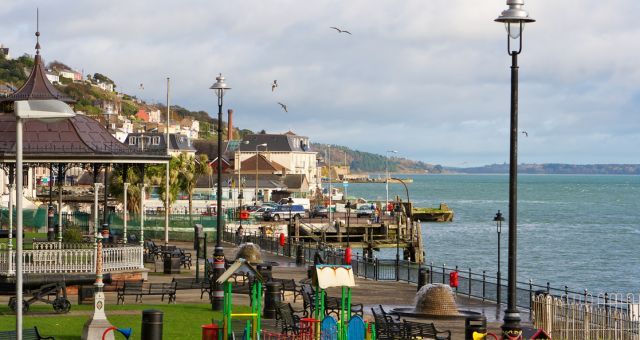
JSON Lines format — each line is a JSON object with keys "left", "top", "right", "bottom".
{"left": 102, "top": 246, "right": 144, "bottom": 272}
{"left": 533, "top": 294, "right": 640, "bottom": 340}
{"left": 32, "top": 241, "right": 94, "bottom": 250}
{"left": 0, "top": 245, "right": 144, "bottom": 275}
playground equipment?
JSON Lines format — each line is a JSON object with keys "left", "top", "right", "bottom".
{"left": 216, "top": 259, "right": 264, "bottom": 340}
{"left": 311, "top": 264, "right": 369, "bottom": 340}
{"left": 102, "top": 327, "right": 132, "bottom": 340}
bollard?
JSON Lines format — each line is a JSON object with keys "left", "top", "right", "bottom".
{"left": 464, "top": 315, "right": 486, "bottom": 340}
{"left": 47, "top": 204, "right": 55, "bottom": 241}
{"left": 418, "top": 268, "right": 429, "bottom": 292}
{"left": 307, "top": 265, "right": 315, "bottom": 279}
{"left": 142, "top": 310, "right": 163, "bottom": 340}
{"left": 296, "top": 244, "right": 305, "bottom": 266}
{"left": 263, "top": 281, "right": 282, "bottom": 319}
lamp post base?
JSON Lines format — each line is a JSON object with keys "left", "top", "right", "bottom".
{"left": 501, "top": 310, "right": 522, "bottom": 340}
{"left": 212, "top": 246, "right": 225, "bottom": 311}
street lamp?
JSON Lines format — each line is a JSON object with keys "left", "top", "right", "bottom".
{"left": 237, "top": 140, "right": 249, "bottom": 213}
{"left": 255, "top": 143, "right": 267, "bottom": 204}
{"left": 385, "top": 150, "right": 398, "bottom": 214}
{"left": 238, "top": 192, "right": 244, "bottom": 230}
{"left": 495, "top": 1, "right": 535, "bottom": 337}
{"left": 210, "top": 73, "right": 231, "bottom": 311}
{"left": 13, "top": 100, "right": 75, "bottom": 339}
{"left": 494, "top": 210, "right": 505, "bottom": 307}
{"left": 287, "top": 197, "right": 293, "bottom": 253}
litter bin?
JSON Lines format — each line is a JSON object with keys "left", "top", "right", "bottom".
{"left": 201, "top": 324, "right": 220, "bottom": 340}
{"left": 465, "top": 315, "right": 487, "bottom": 340}
{"left": 194, "top": 224, "right": 203, "bottom": 250}
{"left": 163, "top": 251, "right": 181, "bottom": 274}
{"left": 418, "top": 268, "right": 429, "bottom": 292}
{"left": 263, "top": 281, "right": 282, "bottom": 319}
{"left": 142, "top": 310, "right": 163, "bottom": 340}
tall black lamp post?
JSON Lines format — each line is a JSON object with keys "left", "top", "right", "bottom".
{"left": 287, "top": 197, "right": 293, "bottom": 253}
{"left": 238, "top": 192, "right": 244, "bottom": 229}
{"left": 495, "top": 1, "right": 534, "bottom": 338}
{"left": 210, "top": 73, "right": 231, "bottom": 311}
{"left": 494, "top": 210, "right": 505, "bottom": 307}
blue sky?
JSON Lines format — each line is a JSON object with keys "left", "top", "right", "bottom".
{"left": 1, "top": 0, "right": 639, "bottom": 166}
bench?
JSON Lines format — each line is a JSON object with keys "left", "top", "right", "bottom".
{"left": 300, "top": 284, "right": 363, "bottom": 318}
{"left": 373, "top": 305, "right": 451, "bottom": 340}
{"left": 172, "top": 277, "right": 210, "bottom": 299}
{"left": 272, "top": 278, "right": 302, "bottom": 302}
{"left": 117, "top": 281, "right": 177, "bottom": 304}
{"left": 0, "top": 327, "right": 55, "bottom": 340}
{"left": 275, "top": 302, "right": 307, "bottom": 335}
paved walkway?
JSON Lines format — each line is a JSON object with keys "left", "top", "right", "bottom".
{"left": 1, "top": 240, "right": 534, "bottom": 338}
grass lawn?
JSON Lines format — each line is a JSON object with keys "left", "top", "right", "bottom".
{"left": 0, "top": 303, "right": 251, "bottom": 339}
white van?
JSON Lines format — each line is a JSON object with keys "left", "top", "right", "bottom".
{"left": 277, "top": 197, "right": 310, "bottom": 211}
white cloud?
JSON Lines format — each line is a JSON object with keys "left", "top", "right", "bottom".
{"left": 1, "top": 0, "right": 639, "bottom": 165}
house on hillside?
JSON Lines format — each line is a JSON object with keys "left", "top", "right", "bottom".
{"left": 135, "top": 108, "right": 149, "bottom": 122}
{"left": 45, "top": 70, "right": 59, "bottom": 84}
{"left": 148, "top": 109, "right": 161, "bottom": 123}
{"left": 0, "top": 44, "right": 9, "bottom": 59}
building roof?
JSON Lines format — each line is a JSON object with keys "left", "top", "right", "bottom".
{"left": 240, "top": 154, "right": 287, "bottom": 173}
{"left": 241, "top": 133, "right": 311, "bottom": 152}
{"left": 124, "top": 132, "right": 196, "bottom": 153}
{"left": 0, "top": 53, "right": 74, "bottom": 105}
{"left": 282, "top": 174, "right": 309, "bottom": 191}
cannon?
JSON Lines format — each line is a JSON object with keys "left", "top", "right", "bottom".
{"left": 1, "top": 273, "right": 112, "bottom": 314}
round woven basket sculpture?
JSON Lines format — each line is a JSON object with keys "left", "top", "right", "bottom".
{"left": 413, "top": 283, "right": 460, "bottom": 316}
{"left": 235, "top": 243, "right": 263, "bottom": 264}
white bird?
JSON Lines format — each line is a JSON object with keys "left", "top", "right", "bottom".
{"left": 278, "top": 102, "right": 288, "bottom": 112}
{"left": 139, "top": 83, "right": 144, "bottom": 90}
{"left": 522, "top": 131, "right": 528, "bottom": 137}
{"left": 330, "top": 27, "right": 352, "bottom": 35}
{"left": 271, "top": 80, "right": 278, "bottom": 92}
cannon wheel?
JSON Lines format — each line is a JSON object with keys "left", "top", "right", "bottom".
{"left": 8, "top": 297, "right": 29, "bottom": 313}
{"left": 52, "top": 297, "right": 71, "bottom": 313}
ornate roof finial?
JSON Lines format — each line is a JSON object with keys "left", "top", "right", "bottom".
{"left": 35, "top": 8, "right": 41, "bottom": 55}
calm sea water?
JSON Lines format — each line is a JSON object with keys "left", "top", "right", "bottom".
{"left": 337, "top": 174, "right": 640, "bottom": 294}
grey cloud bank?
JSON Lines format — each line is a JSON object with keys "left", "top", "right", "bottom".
{"left": 1, "top": 0, "right": 639, "bottom": 166}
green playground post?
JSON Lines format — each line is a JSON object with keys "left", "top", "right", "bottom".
{"left": 256, "top": 281, "right": 262, "bottom": 337}
{"left": 225, "top": 281, "right": 233, "bottom": 339}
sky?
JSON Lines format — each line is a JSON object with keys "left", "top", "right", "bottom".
{"left": 1, "top": 0, "right": 639, "bottom": 167}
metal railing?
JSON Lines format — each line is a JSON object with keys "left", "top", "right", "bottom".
{"left": 222, "top": 229, "right": 615, "bottom": 314}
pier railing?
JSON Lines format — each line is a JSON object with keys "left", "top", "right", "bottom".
{"left": 223, "top": 228, "right": 630, "bottom": 316}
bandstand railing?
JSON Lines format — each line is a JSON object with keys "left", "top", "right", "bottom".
{"left": 0, "top": 243, "right": 144, "bottom": 275}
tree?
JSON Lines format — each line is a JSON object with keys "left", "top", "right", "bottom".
{"left": 146, "top": 159, "right": 181, "bottom": 213}
{"left": 176, "top": 153, "right": 211, "bottom": 226}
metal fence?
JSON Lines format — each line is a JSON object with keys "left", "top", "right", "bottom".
{"left": 222, "top": 230, "right": 603, "bottom": 314}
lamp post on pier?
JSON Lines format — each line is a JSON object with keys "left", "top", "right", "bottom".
{"left": 345, "top": 201, "right": 352, "bottom": 248}
{"left": 255, "top": 143, "right": 267, "bottom": 204}
{"left": 495, "top": 1, "right": 535, "bottom": 338}
{"left": 494, "top": 210, "right": 505, "bottom": 307}
{"left": 210, "top": 73, "right": 231, "bottom": 311}
{"left": 385, "top": 150, "right": 398, "bottom": 214}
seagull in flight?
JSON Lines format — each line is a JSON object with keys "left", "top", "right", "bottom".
{"left": 271, "top": 80, "right": 278, "bottom": 92}
{"left": 521, "top": 130, "right": 528, "bottom": 137}
{"left": 330, "top": 27, "right": 352, "bottom": 35}
{"left": 278, "top": 102, "right": 288, "bottom": 112}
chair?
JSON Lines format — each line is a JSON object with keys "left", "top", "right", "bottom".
{"left": 275, "top": 302, "right": 303, "bottom": 335}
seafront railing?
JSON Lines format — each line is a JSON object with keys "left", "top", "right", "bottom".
{"left": 223, "top": 227, "right": 635, "bottom": 316}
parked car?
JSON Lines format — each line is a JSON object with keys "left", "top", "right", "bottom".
{"left": 250, "top": 206, "right": 274, "bottom": 218}
{"left": 310, "top": 206, "right": 328, "bottom": 218}
{"left": 356, "top": 205, "right": 374, "bottom": 218}
{"left": 263, "top": 204, "right": 306, "bottom": 221}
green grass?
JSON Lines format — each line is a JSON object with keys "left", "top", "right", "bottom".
{"left": 0, "top": 303, "right": 252, "bottom": 339}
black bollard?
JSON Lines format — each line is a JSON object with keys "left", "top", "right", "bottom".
{"left": 296, "top": 244, "right": 305, "bottom": 266}
{"left": 464, "top": 315, "right": 486, "bottom": 340}
{"left": 418, "top": 268, "right": 429, "bottom": 292}
{"left": 307, "top": 265, "right": 315, "bottom": 279}
{"left": 263, "top": 281, "right": 282, "bottom": 319}
{"left": 142, "top": 310, "right": 163, "bottom": 340}
{"left": 47, "top": 205, "right": 55, "bottom": 241}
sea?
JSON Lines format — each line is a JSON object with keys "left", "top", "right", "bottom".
{"left": 336, "top": 174, "right": 640, "bottom": 294}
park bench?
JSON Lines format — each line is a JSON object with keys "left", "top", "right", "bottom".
{"left": 274, "top": 302, "right": 307, "bottom": 335}
{"left": 116, "top": 281, "right": 144, "bottom": 304}
{"left": 300, "top": 284, "right": 363, "bottom": 318}
{"left": 373, "top": 305, "right": 451, "bottom": 340}
{"left": 271, "top": 278, "right": 302, "bottom": 302}
{"left": 117, "top": 281, "right": 177, "bottom": 304}
{"left": 178, "top": 248, "right": 192, "bottom": 269}
{"left": 172, "top": 277, "right": 210, "bottom": 299}
{"left": 0, "top": 326, "right": 55, "bottom": 340}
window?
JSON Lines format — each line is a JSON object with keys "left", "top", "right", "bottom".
{"left": 152, "top": 136, "right": 160, "bottom": 145}
{"left": 129, "top": 136, "right": 136, "bottom": 145}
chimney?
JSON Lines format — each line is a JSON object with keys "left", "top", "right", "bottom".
{"left": 227, "top": 109, "right": 233, "bottom": 141}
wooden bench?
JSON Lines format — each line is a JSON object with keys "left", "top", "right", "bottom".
{"left": 117, "top": 281, "right": 177, "bottom": 304}
{"left": 300, "top": 284, "right": 363, "bottom": 318}
{"left": 272, "top": 278, "right": 302, "bottom": 302}
{"left": 116, "top": 281, "right": 144, "bottom": 304}
{"left": 373, "top": 305, "right": 451, "bottom": 340}
{"left": 274, "top": 302, "right": 307, "bottom": 335}
{"left": 172, "top": 277, "right": 210, "bottom": 299}
{"left": 0, "top": 327, "right": 55, "bottom": 340}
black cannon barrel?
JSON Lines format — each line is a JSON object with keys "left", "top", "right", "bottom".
{"left": 0, "top": 273, "right": 111, "bottom": 292}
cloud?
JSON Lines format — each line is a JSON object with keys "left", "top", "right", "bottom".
{"left": 1, "top": 0, "right": 639, "bottom": 165}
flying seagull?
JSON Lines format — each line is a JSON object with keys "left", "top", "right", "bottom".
{"left": 271, "top": 80, "right": 278, "bottom": 92}
{"left": 139, "top": 83, "right": 144, "bottom": 90}
{"left": 278, "top": 102, "right": 288, "bottom": 112}
{"left": 330, "top": 27, "right": 352, "bottom": 35}
{"left": 522, "top": 131, "right": 528, "bottom": 137}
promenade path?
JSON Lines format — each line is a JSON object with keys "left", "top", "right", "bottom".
{"left": 1, "top": 240, "right": 534, "bottom": 338}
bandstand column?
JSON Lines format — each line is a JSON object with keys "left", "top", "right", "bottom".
{"left": 123, "top": 182, "right": 129, "bottom": 244}
{"left": 81, "top": 233, "right": 114, "bottom": 340}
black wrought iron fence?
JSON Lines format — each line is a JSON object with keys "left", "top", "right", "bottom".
{"left": 221, "top": 229, "right": 595, "bottom": 313}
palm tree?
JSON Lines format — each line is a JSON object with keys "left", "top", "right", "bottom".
{"left": 176, "top": 153, "right": 211, "bottom": 226}
{"left": 146, "top": 159, "right": 181, "bottom": 214}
